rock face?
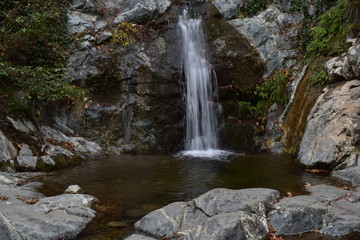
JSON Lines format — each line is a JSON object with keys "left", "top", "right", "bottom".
{"left": 229, "top": 5, "right": 302, "bottom": 77}
{"left": 298, "top": 80, "right": 360, "bottom": 168}
{"left": 0, "top": 172, "right": 97, "bottom": 240}
{"left": 332, "top": 152, "right": 360, "bottom": 186}
{"left": 212, "top": 0, "right": 244, "bottom": 20}
{"left": 0, "top": 130, "right": 17, "bottom": 163}
{"left": 325, "top": 42, "right": 360, "bottom": 82}
{"left": 133, "top": 188, "right": 280, "bottom": 240}
{"left": 270, "top": 184, "right": 360, "bottom": 237}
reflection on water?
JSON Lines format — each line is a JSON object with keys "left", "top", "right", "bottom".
{"left": 39, "top": 153, "right": 338, "bottom": 239}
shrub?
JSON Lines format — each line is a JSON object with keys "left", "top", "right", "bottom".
{"left": 112, "top": 22, "right": 138, "bottom": 46}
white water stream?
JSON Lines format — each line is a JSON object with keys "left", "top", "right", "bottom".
{"left": 178, "top": 10, "right": 229, "bottom": 158}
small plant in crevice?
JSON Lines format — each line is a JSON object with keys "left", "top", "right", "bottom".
{"left": 309, "top": 67, "right": 329, "bottom": 87}
{"left": 238, "top": 69, "right": 292, "bottom": 119}
{"left": 112, "top": 22, "right": 139, "bottom": 46}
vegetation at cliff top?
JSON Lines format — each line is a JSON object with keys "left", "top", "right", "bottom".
{"left": 0, "top": 0, "right": 84, "bottom": 117}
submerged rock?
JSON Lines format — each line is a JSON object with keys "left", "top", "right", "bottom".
{"left": 133, "top": 188, "right": 280, "bottom": 239}
{"left": 298, "top": 80, "right": 360, "bottom": 168}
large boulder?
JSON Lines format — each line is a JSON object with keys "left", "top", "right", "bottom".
{"left": 133, "top": 188, "right": 280, "bottom": 239}
{"left": 0, "top": 130, "right": 17, "bottom": 163}
{"left": 0, "top": 172, "right": 97, "bottom": 240}
{"left": 229, "top": 5, "right": 302, "bottom": 77}
{"left": 212, "top": 0, "right": 244, "bottom": 20}
{"left": 298, "top": 80, "right": 360, "bottom": 168}
{"left": 270, "top": 184, "right": 360, "bottom": 237}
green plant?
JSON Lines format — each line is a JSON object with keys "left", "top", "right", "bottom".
{"left": 238, "top": 69, "right": 292, "bottom": 119}
{"left": 345, "top": 0, "right": 360, "bottom": 35}
{"left": 112, "top": 22, "right": 138, "bottom": 46}
{"left": 305, "top": 0, "right": 351, "bottom": 62}
{"left": 309, "top": 67, "right": 329, "bottom": 86}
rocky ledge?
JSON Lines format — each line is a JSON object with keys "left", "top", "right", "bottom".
{"left": 0, "top": 172, "right": 97, "bottom": 240}
{"left": 125, "top": 185, "right": 360, "bottom": 240}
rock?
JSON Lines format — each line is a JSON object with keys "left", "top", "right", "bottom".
{"left": 229, "top": 5, "right": 302, "bottom": 77}
{"left": 0, "top": 130, "right": 17, "bottom": 163}
{"left": 43, "top": 144, "right": 74, "bottom": 157}
{"left": 19, "top": 144, "right": 33, "bottom": 157}
{"left": 6, "top": 116, "right": 33, "bottom": 134}
{"left": 71, "top": 0, "right": 97, "bottom": 13}
{"left": 112, "top": 1, "right": 171, "bottom": 25}
{"left": 16, "top": 156, "right": 38, "bottom": 170}
{"left": 40, "top": 155, "right": 56, "bottom": 166}
{"left": 107, "top": 221, "right": 128, "bottom": 228}
{"left": 0, "top": 172, "right": 97, "bottom": 240}
{"left": 67, "top": 11, "right": 96, "bottom": 35}
{"left": 333, "top": 166, "right": 360, "bottom": 186}
{"left": 212, "top": 0, "right": 244, "bottom": 20}
{"left": 298, "top": 80, "right": 360, "bottom": 168}
{"left": 270, "top": 184, "right": 360, "bottom": 237}
{"left": 134, "top": 188, "right": 279, "bottom": 239}
{"left": 125, "top": 234, "right": 157, "bottom": 240}
{"left": 96, "top": 31, "right": 112, "bottom": 44}
{"left": 325, "top": 42, "right": 360, "bottom": 82}
{"left": 65, "top": 184, "right": 82, "bottom": 194}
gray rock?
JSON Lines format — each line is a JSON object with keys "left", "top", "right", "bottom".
{"left": 229, "top": 5, "right": 302, "bottom": 77}
{"left": 96, "top": 31, "right": 112, "bottom": 44}
{"left": 19, "top": 144, "right": 33, "bottom": 157}
{"left": 134, "top": 188, "right": 279, "bottom": 239}
{"left": 6, "top": 116, "right": 32, "bottom": 134}
{"left": 270, "top": 184, "right": 360, "bottom": 237}
{"left": 67, "top": 11, "right": 96, "bottom": 35}
{"left": 0, "top": 172, "right": 97, "bottom": 240}
{"left": 16, "top": 156, "right": 38, "bottom": 170}
{"left": 212, "top": 0, "right": 244, "bottom": 20}
{"left": 298, "top": 80, "right": 360, "bottom": 168}
{"left": 65, "top": 185, "right": 82, "bottom": 194}
{"left": 0, "top": 130, "right": 17, "bottom": 163}
{"left": 40, "top": 155, "right": 56, "bottom": 166}
{"left": 71, "top": 0, "right": 97, "bottom": 13}
{"left": 125, "top": 234, "right": 157, "bottom": 240}
{"left": 112, "top": 0, "right": 171, "bottom": 25}
{"left": 325, "top": 42, "right": 360, "bottom": 82}
{"left": 43, "top": 144, "right": 74, "bottom": 157}
{"left": 333, "top": 166, "right": 360, "bottom": 186}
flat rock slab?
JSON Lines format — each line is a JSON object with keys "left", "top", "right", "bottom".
{"left": 270, "top": 184, "right": 360, "bottom": 237}
{"left": 0, "top": 172, "right": 97, "bottom": 240}
{"left": 134, "top": 188, "right": 280, "bottom": 240}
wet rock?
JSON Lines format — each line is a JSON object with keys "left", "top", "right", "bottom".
{"left": 0, "top": 172, "right": 97, "bottom": 240}
{"left": 40, "top": 156, "right": 56, "bottom": 166}
{"left": 298, "top": 80, "right": 360, "bottom": 168}
{"left": 325, "top": 42, "right": 360, "bottom": 82}
{"left": 16, "top": 156, "right": 38, "bottom": 170}
{"left": 333, "top": 166, "right": 360, "bottom": 186}
{"left": 134, "top": 188, "right": 279, "bottom": 239}
{"left": 212, "top": 0, "right": 244, "bottom": 20}
{"left": 65, "top": 184, "right": 82, "bottom": 194}
{"left": 19, "top": 144, "right": 33, "bottom": 157}
{"left": 6, "top": 116, "right": 34, "bottom": 134}
{"left": 270, "top": 184, "right": 360, "bottom": 237}
{"left": 0, "top": 130, "right": 17, "bottom": 163}
{"left": 125, "top": 234, "right": 157, "bottom": 240}
{"left": 43, "top": 145, "right": 74, "bottom": 157}
{"left": 229, "top": 5, "right": 302, "bottom": 77}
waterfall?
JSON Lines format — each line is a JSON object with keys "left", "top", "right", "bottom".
{"left": 178, "top": 9, "right": 223, "bottom": 157}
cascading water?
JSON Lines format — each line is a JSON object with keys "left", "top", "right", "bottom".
{"left": 178, "top": 9, "right": 227, "bottom": 158}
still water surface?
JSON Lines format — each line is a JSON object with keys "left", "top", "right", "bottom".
{"left": 39, "top": 153, "right": 339, "bottom": 239}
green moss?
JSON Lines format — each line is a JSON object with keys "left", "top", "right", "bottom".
{"left": 112, "top": 22, "right": 139, "bottom": 46}
{"left": 283, "top": 57, "right": 327, "bottom": 155}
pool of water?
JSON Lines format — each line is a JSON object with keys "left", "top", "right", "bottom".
{"left": 38, "top": 153, "right": 339, "bottom": 239}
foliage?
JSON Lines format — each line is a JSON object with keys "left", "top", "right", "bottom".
{"left": 305, "top": 0, "right": 351, "bottom": 62}
{"left": 112, "top": 22, "right": 138, "bottom": 46}
{"left": 242, "top": 0, "right": 305, "bottom": 17}
{"left": 238, "top": 69, "right": 292, "bottom": 119}
{"left": 0, "top": 65, "right": 85, "bottom": 106}
{"left": 345, "top": 0, "right": 360, "bottom": 35}
{"left": 0, "top": 0, "right": 85, "bottom": 116}
{"left": 309, "top": 67, "right": 329, "bottom": 86}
